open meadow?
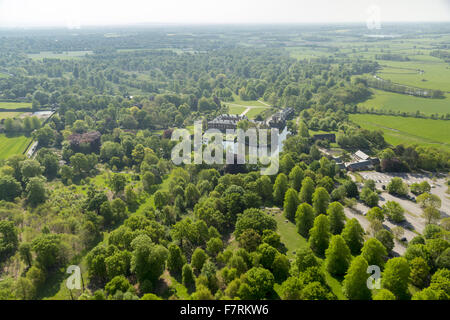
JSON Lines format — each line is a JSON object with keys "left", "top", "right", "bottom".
{"left": 349, "top": 114, "right": 450, "bottom": 151}
{"left": 0, "top": 102, "right": 32, "bottom": 110}
{"left": 359, "top": 89, "right": 450, "bottom": 115}
{"left": 0, "top": 134, "right": 32, "bottom": 159}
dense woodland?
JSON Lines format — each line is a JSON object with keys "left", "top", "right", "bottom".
{"left": 0, "top": 25, "right": 449, "bottom": 300}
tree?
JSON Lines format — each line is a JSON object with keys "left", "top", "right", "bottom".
{"left": 206, "top": 238, "right": 223, "bottom": 257}
{"left": 167, "top": 244, "right": 186, "bottom": 276}
{"left": 105, "top": 250, "right": 131, "bottom": 280}
{"left": 33, "top": 125, "right": 55, "bottom": 147}
{"left": 109, "top": 173, "right": 127, "bottom": 195}
{"left": 142, "top": 171, "right": 155, "bottom": 193}
{"left": 342, "top": 256, "right": 371, "bottom": 300}
{"left": 0, "top": 221, "right": 19, "bottom": 263}
{"left": 312, "top": 187, "right": 330, "bottom": 216}
{"left": 20, "top": 160, "right": 43, "bottom": 182}
{"left": 361, "top": 189, "right": 379, "bottom": 207}
{"left": 243, "top": 267, "right": 274, "bottom": 299}
{"left": 185, "top": 183, "right": 200, "bottom": 209}
{"left": 366, "top": 207, "right": 384, "bottom": 223}
{"left": 344, "top": 180, "right": 359, "bottom": 198}
{"left": 342, "top": 218, "right": 365, "bottom": 255}
{"left": 191, "top": 285, "right": 214, "bottom": 300}
{"left": 238, "top": 229, "right": 261, "bottom": 252}
{"left": 295, "top": 203, "right": 315, "bottom": 238}
{"left": 375, "top": 229, "right": 394, "bottom": 253}
{"left": 387, "top": 177, "right": 408, "bottom": 196}
{"left": 283, "top": 188, "right": 299, "bottom": 221}
{"left": 301, "top": 281, "right": 335, "bottom": 300}
{"left": 36, "top": 149, "right": 59, "bottom": 179}
{"left": 14, "top": 277, "right": 36, "bottom": 300}
{"left": 289, "top": 165, "right": 304, "bottom": 191}
{"left": 327, "top": 202, "right": 345, "bottom": 235}
{"left": 182, "top": 264, "right": 196, "bottom": 292}
{"left": 130, "top": 235, "right": 168, "bottom": 288}
{"left": 294, "top": 248, "right": 319, "bottom": 273}
{"left": 280, "top": 277, "right": 303, "bottom": 300}
{"left": 409, "top": 257, "right": 430, "bottom": 288}
{"left": 19, "top": 243, "right": 33, "bottom": 267}
{"left": 416, "top": 193, "right": 442, "bottom": 224}
{"left": 191, "top": 248, "right": 208, "bottom": 273}
{"left": 0, "top": 175, "right": 22, "bottom": 202}
{"left": 235, "top": 208, "right": 276, "bottom": 237}
{"left": 325, "top": 235, "right": 352, "bottom": 276}
{"left": 299, "top": 177, "right": 315, "bottom": 204}
{"left": 308, "top": 214, "right": 331, "bottom": 256}
{"left": 26, "top": 176, "right": 47, "bottom": 206}
{"left": 31, "top": 234, "right": 64, "bottom": 270}
{"left": 272, "top": 254, "right": 290, "bottom": 283}
{"left": 383, "top": 201, "right": 405, "bottom": 223}
{"left": 372, "top": 289, "right": 396, "bottom": 300}
{"left": 273, "top": 173, "right": 288, "bottom": 206}
{"left": 105, "top": 275, "right": 132, "bottom": 297}
{"left": 382, "top": 257, "right": 410, "bottom": 300}
{"left": 361, "top": 238, "right": 387, "bottom": 268}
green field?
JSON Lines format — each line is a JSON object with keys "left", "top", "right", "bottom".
{"left": 0, "top": 102, "right": 32, "bottom": 110}
{"left": 272, "top": 209, "right": 345, "bottom": 300}
{"left": 27, "top": 51, "right": 93, "bottom": 60}
{"left": 0, "top": 134, "right": 32, "bottom": 159}
{"left": 228, "top": 105, "right": 247, "bottom": 115}
{"left": 350, "top": 114, "right": 450, "bottom": 151}
{"left": 378, "top": 55, "right": 450, "bottom": 92}
{"left": 0, "top": 112, "right": 23, "bottom": 120}
{"left": 359, "top": 89, "right": 450, "bottom": 115}
{"left": 246, "top": 107, "right": 267, "bottom": 119}
{"left": 229, "top": 94, "right": 269, "bottom": 107}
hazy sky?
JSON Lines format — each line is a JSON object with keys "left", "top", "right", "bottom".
{"left": 0, "top": 0, "right": 449, "bottom": 28}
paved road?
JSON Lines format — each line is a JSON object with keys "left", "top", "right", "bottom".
{"left": 343, "top": 202, "right": 411, "bottom": 256}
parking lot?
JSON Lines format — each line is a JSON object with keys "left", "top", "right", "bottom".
{"left": 345, "top": 171, "right": 449, "bottom": 256}
{"left": 360, "top": 171, "right": 436, "bottom": 186}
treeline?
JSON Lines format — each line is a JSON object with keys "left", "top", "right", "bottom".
{"left": 375, "top": 54, "right": 410, "bottom": 62}
{"left": 2, "top": 116, "right": 41, "bottom": 134}
{"left": 364, "top": 77, "right": 445, "bottom": 99}
{"left": 430, "top": 50, "right": 450, "bottom": 63}
{"left": 353, "top": 105, "right": 450, "bottom": 120}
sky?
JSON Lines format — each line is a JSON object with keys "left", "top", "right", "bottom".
{"left": 0, "top": 0, "right": 449, "bottom": 28}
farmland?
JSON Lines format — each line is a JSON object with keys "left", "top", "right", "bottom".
{"left": 358, "top": 89, "right": 450, "bottom": 115}
{"left": 0, "top": 112, "right": 23, "bottom": 120}
{"left": 377, "top": 55, "right": 450, "bottom": 92}
{"left": 0, "top": 102, "right": 32, "bottom": 110}
{"left": 0, "top": 134, "right": 32, "bottom": 159}
{"left": 349, "top": 114, "right": 450, "bottom": 151}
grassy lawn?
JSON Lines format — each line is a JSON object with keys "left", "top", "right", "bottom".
{"left": 246, "top": 107, "right": 267, "bottom": 119}
{"left": 228, "top": 106, "right": 247, "bottom": 115}
{"left": 0, "top": 102, "right": 32, "bottom": 110}
{"left": 378, "top": 55, "right": 450, "bottom": 92}
{"left": 227, "top": 94, "right": 269, "bottom": 107}
{"left": 271, "top": 209, "right": 345, "bottom": 300}
{"left": 0, "top": 134, "right": 32, "bottom": 159}
{"left": 0, "top": 112, "right": 23, "bottom": 119}
{"left": 350, "top": 114, "right": 450, "bottom": 151}
{"left": 359, "top": 89, "right": 450, "bottom": 115}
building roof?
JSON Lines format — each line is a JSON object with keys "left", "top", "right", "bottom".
{"left": 354, "top": 150, "right": 370, "bottom": 161}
